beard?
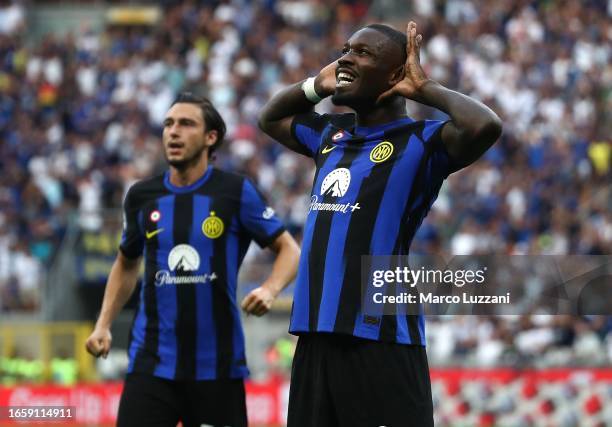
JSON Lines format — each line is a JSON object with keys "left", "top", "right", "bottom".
{"left": 164, "top": 145, "right": 207, "bottom": 170}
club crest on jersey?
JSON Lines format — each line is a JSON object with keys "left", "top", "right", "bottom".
{"left": 370, "top": 141, "right": 394, "bottom": 163}
{"left": 202, "top": 211, "right": 224, "bottom": 239}
{"left": 332, "top": 131, "right": 344, "bottom": 141}
{"left": 150, "top": 210, "right": 161, "bottom": 222}
{"left": 168, "top": 244, "right": 200, "bottom": 272}
{"left": 321, "top": 168, "right": 351, "bottom": 197}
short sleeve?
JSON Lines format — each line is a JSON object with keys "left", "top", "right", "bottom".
{"left": 422, "top": 120, "right": 462, "bottom": 181}
{"left": 290, "top": 112, "right": 331, "bottom": 158}
{"left": 239, "top": 179, "right": 286, "bottom": 248}
{"left": 119, "top": 186, "right": 144, "bottom": 259}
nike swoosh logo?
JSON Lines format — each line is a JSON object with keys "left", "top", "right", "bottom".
{"left": 145, "top": 229, "right": 164, "bottom": 239}
{"left": 321, "top": 145, "right": 336, "bottom": 154}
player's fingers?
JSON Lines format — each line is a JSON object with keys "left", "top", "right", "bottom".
{"left": 247, "top": 298, "right": 265, "bottom": 314}
{"left": 240, "top": 293, "right": 256, "bottom": 311}
{"left": 406, "top": 22, "right": 414, "bottom": 54}
{"left": 243, "top": 294, "right": 262, "bottom": 313}
{"left": 415, "top": 34, "right": 422, "bottom": 62}
{"left": 254, "top": 305, "right": 269, "bottom": 317}
{"left": 86, "top": 338, "right": 102, "bottom": 357}
{"left": 99, "top": 342, "right": 108, "bottom": 359}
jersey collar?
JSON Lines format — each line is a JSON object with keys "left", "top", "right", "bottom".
{"left": 329, "top": 116, "right": 415, "bottom": 146}
{"left": 354, "top": 117, "right": 415, "bottom": 136}
{"left": 163, "top": 165, "right": 213, "bottom": 193}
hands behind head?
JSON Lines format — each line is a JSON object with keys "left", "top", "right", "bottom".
{"left": 376, "top": 21, "right": 431, "bottom": 105}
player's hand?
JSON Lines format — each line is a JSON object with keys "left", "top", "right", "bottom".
{"left": 241, "top": 286, "right": 277, "bottom": 317}
{"left": 314, "top": 60, "right": 338, "bottom": 98}
{"left": 85, "top": 327, "right": 112, "bottom": 359}
{"left": 377, "top": 21, "right": 430, "bottom": 104}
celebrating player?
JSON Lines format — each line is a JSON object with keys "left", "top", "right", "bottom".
{"left": 85, "top": 93, "right": 300, "bottom": 427}
{"left": 259, "top": 22, "right": 502, "bottom": 426}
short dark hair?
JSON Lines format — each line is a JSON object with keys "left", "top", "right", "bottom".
{"left": 171, "top": 92, "right": 227, "bottom": 158}
{"left": 364, "top": 24, "right": 407, "bottom": 62}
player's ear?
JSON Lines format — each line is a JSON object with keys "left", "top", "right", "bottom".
{"left": 204, "top": 129, "right": 218, "bottom": 148}
{"left": 389, "top": 64, "right": 405, "bottom": 87}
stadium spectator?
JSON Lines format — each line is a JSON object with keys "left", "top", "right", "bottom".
{"left": 0, "top": 0, "right": 610, "bottom": 368}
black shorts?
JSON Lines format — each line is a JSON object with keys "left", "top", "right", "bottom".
{"left": 287, "top": 333, "right": 433, "bottom": 427}
{"left": 117, "top": 373, "right": 247, "bottom": 427}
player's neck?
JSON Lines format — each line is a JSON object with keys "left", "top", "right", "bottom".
{"left": 168, "top": 156, "right": 209, "bottom": 187}
{"left": 354, "top": 97, "right": 408, "bottom": 128}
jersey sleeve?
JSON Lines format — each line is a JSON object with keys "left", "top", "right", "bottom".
{"left": 239, "top": 179, "right": 286, "bottom": 248}
{"left": 422, "top": 120, "right": 462, "bottom": 181}
{"left": 119, "top": 185, "right": 144, "bottom": 259}
{"left": 290, "top": 112, "right": 331, "bottom": 158}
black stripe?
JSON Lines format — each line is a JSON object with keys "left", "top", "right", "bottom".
{"left": 307, "top": 144, "right": 361, "bottom": 331}
{"left": 134, "top": 199, "right": 161, "bottom": 374}
{"left": 174, "top": 193, "right": 197, "bottom": 379}
{"left": 333, "top": 133, "right": 411, "bottom": 334}
{"left": 377, "top": 255, "right": 403, "bottom": 343}
{"left": 208, "top": 174, "right": 241, "bottom": 378}
{"left": 389, "top": 124, "right": 436, "bottom": 345}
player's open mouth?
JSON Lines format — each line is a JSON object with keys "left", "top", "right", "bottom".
{"left": 167, "top": 142, "right": 184, "bottom": 153}
{"left": 336, "top": 71, "right": 356, "bottom": 88}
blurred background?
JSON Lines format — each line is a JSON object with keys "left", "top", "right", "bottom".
{"left": 0, "top": 0, "right": 610, "bottom": 426}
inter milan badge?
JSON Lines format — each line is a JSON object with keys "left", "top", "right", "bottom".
{"left": 332, "top": 131, "right": 344, "bottom": 141}
{"left": 370, "top": 141, "right": 394, "bottom": 163}
{"left": 150, "top": 210, "right": 161, "bottom": 222}
{"left": 202, "top": 211, "right": 224, "bottom": 239}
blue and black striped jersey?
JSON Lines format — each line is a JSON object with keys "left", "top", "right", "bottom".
{"left": 289, "top": 112, "right": 459, "bottom": 345}
{"left": 120, "top": 166, "right": 285, "bottom": 380}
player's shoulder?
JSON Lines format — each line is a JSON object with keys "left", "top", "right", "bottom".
{"left": 414, "top": 119, "right": 448, "bottom": 141}
{"left": 208, "top": 167, "right": 250, "bottom": 194}
{"left": 381, "top": 118, "right": 447, "bottom": 144}
{"left": 127, "top": 173, "right": 166, "bottom": 193}
{"left": 209, "top": 167, "right": 247, "bottom": 185}
{"left": 295, "top": 112, "right": 354, "bottom": 132}
{"left": 124, "top": 173, "right": 166, "bottom": 205}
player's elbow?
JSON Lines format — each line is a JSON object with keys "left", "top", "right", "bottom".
{"left": 275, "top": 231, "right": 301, "bottom": 256}
{"left": 469, "top": 114, "right": 502, "bottom": 152}
{"left": 486, "top": 115, "right": 503, "bottom": 142}
{"left": 258, "top": 114, "right": 272, "bottom": 136}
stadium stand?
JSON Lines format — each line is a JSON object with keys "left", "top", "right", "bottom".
{"left": 0, "top": 0, "right": 610, "bottom": 425}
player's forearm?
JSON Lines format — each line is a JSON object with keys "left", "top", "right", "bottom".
{"left": 417, "top": 80, "right": 502, "bottom": 143}
{"left": 258, "top": 82, "right": 313, "bottom": 130}
{"left": 262, "top": 234, "right": 300, "bottom": 297}
{"left": 96, "top": 255, "right": 141, "bottom": 329}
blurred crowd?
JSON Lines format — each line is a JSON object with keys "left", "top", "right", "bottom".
{"left": 0, "top": 0, "right": 610, "bottom": 365}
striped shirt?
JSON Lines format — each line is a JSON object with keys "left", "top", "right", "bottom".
{"left": 120, "top": 166, "right": 285, "bottom": 380}
{"left": 289, "top": 113, "right": 458, "bottom": 345}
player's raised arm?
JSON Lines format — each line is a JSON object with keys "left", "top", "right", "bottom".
{"left": 85, "top": 252, "right": 141, "bottom": 359}
{"left": 258, "top": 61, "right": 337, "bottom": 156}
{"left": 378, "top": 21, "right": 503, "bottom": 168}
